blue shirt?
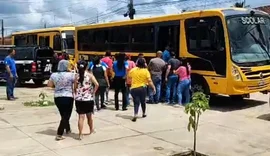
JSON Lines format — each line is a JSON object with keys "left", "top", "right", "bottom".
{"left": 113, "top": 61, "right": 128, "bottom": 77}
{"left": 88, "top": 61, "right": 108, "bottom": 70}
{"left": 4, "top": 56, "right": 16, "bottom": 77}
{"left": 162, "top": 50, "right": 171, "bottom": 63}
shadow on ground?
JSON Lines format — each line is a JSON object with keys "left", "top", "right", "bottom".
{"left": 37, "top": 129, "right": 78, "bottom": 139}
{"left": 209, "top": 95, "right": 266, "bottom": 112}
{"left": 0, "top": 81, "right": 46, "bottom": 88}
{"left": 257, "top": 113, "right": 270, "bottom": 121}
{"left": 115, "top": 114, "right": 135, "bottom": 120}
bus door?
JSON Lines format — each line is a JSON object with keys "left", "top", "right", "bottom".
{"left": 155, "top": 20, "right": 180, "bottom": 57}
{"left": 185, "top": 16, "right": 227, "bottom": 94}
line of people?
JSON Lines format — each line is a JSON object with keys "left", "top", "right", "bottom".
{"left": 47, "top": 49, "right": 191, "bottom": 140}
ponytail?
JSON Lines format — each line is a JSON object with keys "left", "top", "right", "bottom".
{"left": 77, "top": 61, "right": 87, "bottom": 85}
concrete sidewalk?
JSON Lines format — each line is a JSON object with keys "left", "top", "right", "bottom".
{"left": 1, "top": 86, "right": 270, "bottom": 156}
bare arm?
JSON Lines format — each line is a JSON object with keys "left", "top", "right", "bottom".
{"left": 47, "top": 80, "right": 54, "bottom": 88}
{"left": 90, "top": 74, "right": 99, "bottom": 93}
{"left": 147, "top": 77, "right": 156, "bottom": 94}
{"left": 5, "top": 65, "right": 12, "bottom": 78}
{"left": 73, "top": 74, "right": 79, "bottom": 95}
{"left": 165, "top": 65, "right": 171, "bottom": 81}
{"left": 104, "top": 69, "right": 110, "bottom": 87}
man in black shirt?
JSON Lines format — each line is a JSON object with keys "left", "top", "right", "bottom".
{"left": 165, "top": 52, "right": 181, "bottom": 104}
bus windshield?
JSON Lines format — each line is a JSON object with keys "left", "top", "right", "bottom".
{"left": 62, "top": 31, "right": 75, "bottom": 54}
{"left": 227, "top": 15, "right": 270, "bottom": 66}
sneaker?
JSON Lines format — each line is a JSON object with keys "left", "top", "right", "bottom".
{"left": 7, "top": 98, "right": 15, "bottom": 101}
{"left": 142, "top": 114, "right": 147, "bottom": 118}
{"left": 55, "top": 136, "right": 65, "bottom": 141}
{"left": 131, "top": 117, "right": 137, "bottom": 122}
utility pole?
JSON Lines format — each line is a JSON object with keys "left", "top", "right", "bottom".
{"left": 124, "top": 0, "right": 135, "bottom": 20}
{"left": 1, "top": 19, "right": 4, "bottom": 45}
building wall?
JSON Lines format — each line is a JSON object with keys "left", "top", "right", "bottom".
{"left": 0, "top": 38, "right": 11, "bottom": 45}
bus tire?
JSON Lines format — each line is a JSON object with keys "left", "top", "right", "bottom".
{"left": 191, "top": 75, "right": 210, "bottom": 96}
{"left": 33, "top": 79, "right": 44, "bottom": 86}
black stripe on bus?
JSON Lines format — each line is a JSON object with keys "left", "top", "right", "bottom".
{"left": 187, "top": 58, "right": 215, "bottom": 71}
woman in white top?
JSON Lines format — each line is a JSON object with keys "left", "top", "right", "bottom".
{"left": 74, "top": 61, "right": 99, "bottom": 140}
{"left": 47, "top": 60, "right": 75, "bottom": 141}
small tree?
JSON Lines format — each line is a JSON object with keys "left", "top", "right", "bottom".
{"left": 39, "top": 91, "right": 48, "bottom": 101}
{"left": 185, "top": 92, "right": 210, "bottom": 156}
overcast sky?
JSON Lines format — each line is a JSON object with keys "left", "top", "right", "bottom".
{"left": 0, "top": 0, "right": 269, "bottom": 35}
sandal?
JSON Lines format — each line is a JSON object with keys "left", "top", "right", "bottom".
{"left": 77, "top": 134, "right": 83, "bottom": 140}
{"left": 86, "top": 129, "right": 96, "bottom": 135}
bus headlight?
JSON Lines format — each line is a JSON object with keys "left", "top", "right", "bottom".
{"left": 232, "top": 66, "right": 242, "bottom": 81}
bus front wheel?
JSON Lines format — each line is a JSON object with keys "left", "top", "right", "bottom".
{"left": 191, "top": 78, "right": 210, "bottom": 96}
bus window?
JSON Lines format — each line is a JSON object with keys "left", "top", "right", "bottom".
{"left": 110, "top": 27, "right": 130, "bottom": 51}
{"left": 77, "top": 29, "right": 93, "bottom": 51}
{"left": 131, "top": 25, "right": 155, "bottom": 52}
{"left": 185, "top": 16, "right": 225, "bottom": 53}
{"left": 45, "top": 36, "right": 50, "bottom": 47}
{"left": 39, "top": 36, "right": 50, "bottom": 47}
{"left": 15, "top": 35, "right": 27, "bottom": 46}
{"left": 185, "top": 16, "right": 226, "bottom": 76}
{"left": 53, "top": 35, "right": 61, "bottom": 51}
{"left": 26, "top": 35, "right": 37, "bottom": 46}
{"left": 92, "top": 29, "right": 109, "bottom": 51}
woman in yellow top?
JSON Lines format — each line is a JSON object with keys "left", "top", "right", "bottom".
{"left": 128, "top": 58, "right": 156, "bottom": 122}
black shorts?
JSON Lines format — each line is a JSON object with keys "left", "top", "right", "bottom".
{"left": 75, "top": 100, "right": 94, "bottom": 114}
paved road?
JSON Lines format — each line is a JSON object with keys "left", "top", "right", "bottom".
{"left": 0, "top": 82, "right": 270, "bottom": 156}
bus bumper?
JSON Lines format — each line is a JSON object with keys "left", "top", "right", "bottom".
{"left": 229, "top": 79, "right": 270, "bottom": 95}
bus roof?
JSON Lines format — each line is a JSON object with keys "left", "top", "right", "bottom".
{"left": 12, "top": 26, "right": 75, "bottom": 35}
{"left": 76, "top": 8, "right": 268, "bottom": 30}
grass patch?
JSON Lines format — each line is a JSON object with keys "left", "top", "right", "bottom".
{"left": 23, "top": 91, "right": 55, "bottom": 107}
{"left": 23, "top": 100, "right": 55, "bottom": 107}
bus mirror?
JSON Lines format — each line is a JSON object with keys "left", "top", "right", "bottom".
{"left": 61, "top": 33, "right": 66, "bottom": 39}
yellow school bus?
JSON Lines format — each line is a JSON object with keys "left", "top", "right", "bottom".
{"left": 11, "top": 26, "right": 75, "bottom": 59}
{"left": 75, "top": 8, "right": 270, "bottom": 99}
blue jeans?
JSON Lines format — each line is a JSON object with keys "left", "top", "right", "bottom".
{"left": 149, "top": 76, "right": 162, "bottom": 103}
{"left": 166, "top": 75, "right": 178, "bottom": 103}
{"left": 131, "top": 87, "right": 147, "bottom": 115}
{"left": 6, "top": 77, "right": 16, "bottom": 99}
{"left": 177, "top": 79, "right": 191, "bottom": 105}
{"left": 126, "top": 85, "right": 131, "bottom": 106}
